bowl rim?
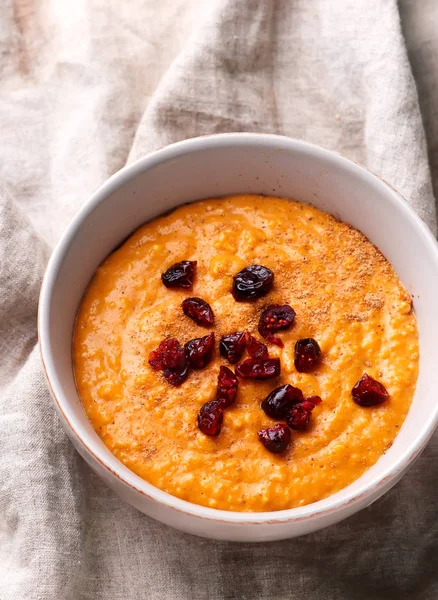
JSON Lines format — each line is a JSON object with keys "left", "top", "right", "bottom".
{"left": 38, "top": 132, "right": 438, "bottom": 525}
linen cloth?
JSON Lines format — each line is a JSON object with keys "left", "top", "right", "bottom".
{"left": 1, "top": 0, "right": 438, "bottom": 598}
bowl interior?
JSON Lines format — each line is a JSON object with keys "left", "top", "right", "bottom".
{"left": 40, "top": 135, "right": 438, "bottom": 520}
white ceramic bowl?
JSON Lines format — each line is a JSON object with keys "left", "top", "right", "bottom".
{"left": 39, "top": 133, "right": 438, "bottom": 542}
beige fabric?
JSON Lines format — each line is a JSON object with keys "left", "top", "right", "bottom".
{"left": 1, "top": 1, "right": 438, "bottom": 598}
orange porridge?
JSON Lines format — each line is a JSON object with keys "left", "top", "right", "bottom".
{"left": 73, "top": 195, "right": 419, "bottom": 512}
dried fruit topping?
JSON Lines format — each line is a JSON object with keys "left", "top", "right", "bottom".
{"left": 232, "top": 265, "right": 274, "bottom": 301}
{"left": 258, "top": 424, "right": 291, "bottom": 454}
{"left": 161, "top": 260, "right": 197, "bottom": 289}
{"left": 185, "top": 332, "right": 215, "bottom": 369}
{"left": 235, "top": 358, "right": 281, "bottom": 379}
{"left": 351, "top": 373, "right": 389, "bottom": 407}
{"left": 286, "top": 404, "right": 311, "bottom": 430}
{"left": 246, "top": 333, "right": 269, "bottom": 359}
{"left": 197, "top": 367, "right": 238, "bottom": 436}
{"left": 182, "top": 297, "right": 214, "bottom": 326}
{"left": 304, "top": 395, "right": 322, "bottom": 407}
{"left": 294, "top": 338, "right": 321, "bottom": 372}
{"left": 261, "top": 384, "right": 304, "bottom": 419}
{"left": 197, "top": 399, "right": 224, "bottom": 436}
{"left": 148, "top": 338, "right": 188, "bottom": 386}
{"left": 286, "top": 397, "right": 321, "bottom": 430}
{"left": 219, "top": 331, "right": 247, "bottom": 364}
{"left": 216, "top": 366, "right": 239, "bottom": 407}
{"left": 162, "top": 364, "right": 188, "bottom": 387}
{"left": 258, "top": 304, "right": 296, "bottom": 347}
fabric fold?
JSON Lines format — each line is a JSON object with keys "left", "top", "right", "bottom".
{"left": 0, "top": 186, "right": 49, "bottom": 393}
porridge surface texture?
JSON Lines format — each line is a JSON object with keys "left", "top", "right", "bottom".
{"left": 73, "top": 195, "right": 418, "bottom": 512}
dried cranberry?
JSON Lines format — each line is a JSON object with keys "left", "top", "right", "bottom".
{"left": 352, "top": 373, "right": 389, "bottom": 407}
{"left": 261, "top": 384, "right": 304, "bottom": 419}
{"left": 185, "top": 332, "right": 215, "bottom": 369}
{"left": 258, "top": 424, "right": 291, "bottom": 454}
{"left": 294, "top": 338, "right": 321, "bottom": 372}
{"left": 197, "top": 399, "right": 224, "bottom": 436}
{"left": 182, "top": 297, "right": 214, "bottom": 326}
{"left": 216, "top": 366, "right": 238, "bottom": 407}
{"left": 161, "top": 260, "right": 197, "bottom": 289}
{"left": 235, "top": 358, "right": 280, "bottom": 379}
{"left": 149, "top": 338, "right": 185, "bottom": 371}
{"left": 148, "top": 338, "right": 188, "bottom": 386}
{"left": 246, "top": 334, "right": 269, "bottom": 359}
{"left": 219, "top": 331, "right": 246, "bottom": 364}
{"left": 286, "top": 404, "right": 311, "bottom": 430}
{"left": 232, "top": 265, "right": 274, "bottom": 301}
{"left": 304, "top": 395, "right": 322, "bottom": 407}
{"left": 286, "top": 397, "right": 321, "bottom": 430}
{"left": 258, "top": 304, "right": 296, "bottom": 347}
{"left": 163, "top": 365, "right": 189, "bottom": 387}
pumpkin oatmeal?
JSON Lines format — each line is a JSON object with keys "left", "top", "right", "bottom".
{"left": 73, "top": 195, "right": 419, "bottom": 512}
